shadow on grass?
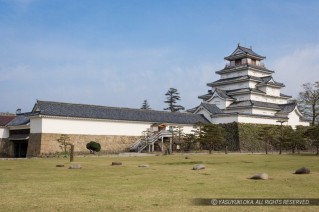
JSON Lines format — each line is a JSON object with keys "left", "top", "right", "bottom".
{"left": 163, "top": 161, "right": 203, "bottom": 165}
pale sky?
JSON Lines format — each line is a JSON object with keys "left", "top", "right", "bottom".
{"left": 1, "top": 0, "right": 319, "bottom": 113}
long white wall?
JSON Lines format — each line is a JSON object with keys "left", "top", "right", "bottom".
{"left": 0, "top": 127, "right": 9, "bottom": 138}
{"left": 30, "top": 117, "right": 197, "bottom": 136}
{"left": 31, "top": 117, "right": 151, "bottom": 136}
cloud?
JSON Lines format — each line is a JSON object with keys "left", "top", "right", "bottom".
{"left": 272, "top": 44, "right": 319, "bottom": 98}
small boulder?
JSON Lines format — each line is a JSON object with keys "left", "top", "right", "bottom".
{"left": 69, "top": 164, "right": 81, "bottom": 169}
{"left": 250, "top": 173, "right": 268, "bottom": 180}
{"left": 192, "top": 164, "right": 205, "bottom": 170}
{"left": 295, "top": 167, "right": 310, "bottom": 174}
{"left": 138, "top": 164, "right": 150, "bottom": 168}
{"left": 56, "top": 164, "right": 64, "bottom": 167}
{"left": 112, "top": 162, "right": 122, "bottom": 166}
{"left": 185, "top": 156, "right": 190, "bottom": 159}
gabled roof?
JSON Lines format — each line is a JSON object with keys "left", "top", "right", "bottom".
{"left": 32, "top": 100, "right": 209, "bottom": 125}
{"left": 199, "top": 103, "right": 224, "bottom": 114}
{"left": 215, "top": 88, "right": 233, "bottom": 99}
{"left": 224, "top": 45, "right": 266, "bottom": 61}
{"left": 257, "top": 76, "right": 285, "bottom": 87}
{"left": 0, "top": 116, "right": 15, "bottom": 126}
{"left": 277, "top": 103, "right": 297, "bottom": 114}
{"left": 187, "top": 103, "right": 224, "bottom": 115}
{"left": 198, "top": 88, "right": 234, "bottom": 101}
{"left": 198, "top": 90, "right": 213, "bottom": 100}
{"left": 6, "top": 114, "right": 30, "bottom": 126}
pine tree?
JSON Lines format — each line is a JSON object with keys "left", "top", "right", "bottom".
{"left": 199, "top": 124, "right": 225, "bottom": 154}
{"left": 140, "top": 99, "right": 151, "bottom": 110}
{"left": 164, "top": 88, "right": 185, "bottom": 112}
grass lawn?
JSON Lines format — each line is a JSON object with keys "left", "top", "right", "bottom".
{"left": 0, "top": 153, "right": 318, "bottom": 212}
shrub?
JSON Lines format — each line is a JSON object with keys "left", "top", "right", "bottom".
{"left": 86, "top": 141, "right": 101, "bottom": 154}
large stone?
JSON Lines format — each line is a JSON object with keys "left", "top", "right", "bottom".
{"left": 112, "top": 161, "right": 122, "bottom": 166}
{"left": 250, "top": 173, "right": 268, "bottom": 180}
{"left": 69, "top": 164, "right": 81, "bottom": 169}
{"left": 138, "top": 164, "right": 150, "bottom": 168}
{"left": 192, "top": 164, "right": 205, "bottom": 170}
{"left": 295, "top": 167, "right": 310, "bottom": 174}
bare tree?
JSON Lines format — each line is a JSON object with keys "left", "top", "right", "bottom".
{"left": 298, "top": 82, "right": 319, "bottom": 126}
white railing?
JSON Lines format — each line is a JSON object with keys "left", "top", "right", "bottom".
{"left": 130, "top": 130, "right": 173, "bottom": 152}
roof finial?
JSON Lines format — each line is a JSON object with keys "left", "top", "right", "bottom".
{"left": 250, "top": 45, "right": 252, "bottom": 49}
{"left": 238, "top": 42, "right": 240, "bottom": 47}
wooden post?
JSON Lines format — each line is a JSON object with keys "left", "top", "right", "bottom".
{"left": 70, "top": 144, "right": 74, "bottom": 162}
{"left": 169, "top": 138, "right": 172, "bottom": 154}
{"left": 161, "top": 137, "right": 164, "bottom": 153}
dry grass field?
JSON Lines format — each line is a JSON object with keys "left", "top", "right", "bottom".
{"left": 0, "top": 153, "right": 318, "bottom": 212}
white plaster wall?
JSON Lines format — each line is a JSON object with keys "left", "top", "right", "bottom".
{"left": 249, "top": 94, "right": 287, "bottom": 104}
{"left": 225, "top": 100, "right": 233, "bottom": 107}
{"left": 287, "top": 110, "right": 309, "bottom": 128}
{"left": 195, "top": 108, "right": 212, "bottom": 121}
{"left": 225, "top": 108, "right": 253, "bottom": 114}
{"left": 211, "top": 115, "right": 238, "bottom": 124}
{"left": 266, "top": 87, "right": 280, "bottom": 96}
{"left": 252, "top": 108, "right": 276, "bottom": 116}
{"left": 0, "top": 127, "right": 9, "bottom": 138}
{"left": 31, "top": 117, "right": 152, "bottom": 136}
{"left": 247, "top": 70, "right": 271, "bottom": 78}
{"left": 31, "top": 117, "right": 42, "bottom": 133}
{"left": 238, "top": 116, "right": 283, "bottom": 125}
{"left": 248, "top": 81, "right": 258, "bottom": 88}
{"left": 180, "top": 125, "right": 196, "bottom": 134}
{"left": 208, "top": 96, "right": 226, "bottom": 109}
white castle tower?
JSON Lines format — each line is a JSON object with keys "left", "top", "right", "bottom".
{"left": 188, "top": 44, "right": 309, "bottom": 128}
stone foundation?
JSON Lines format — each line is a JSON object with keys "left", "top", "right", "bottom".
{"left": 27, "top": 133, "right": 141, "bottom": 157}
{"left": 27, "top": 134, "right": 42, "bottom": 157}
{"left": 0, "top": 138, "right": 14, "bottom": 157}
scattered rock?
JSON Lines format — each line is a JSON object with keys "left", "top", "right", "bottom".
{"left": 250, "top": 173, "right": 268, "bottom": 180}
{"left": 56, "top": 164, "right": 64, "bottom": 167}
{"left": 112, "top": 162, "right": 122, "bottom": 166}
{"left": 185, "top": 156, "right": 190, "bottom": 159}
{"left": 192, "top": 164, "right": 205, "bottom": 170}
{"left": 138, "top": 164, "right": 150, "bottom": 168}
{"left": 69, "top": 164, "right": 81, "bottom": 169}
{"left": 295, "top": 167, "right": 310, "bottom": 174}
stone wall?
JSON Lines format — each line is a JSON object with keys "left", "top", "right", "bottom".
{"left": 0, "top": 138, "right": 14, "bottom": 157}
{"left": 27, "top": 134, "right": 42, "bottom": 157}
{"left": 28, "top": 133, "right": 141, "bottom": 156}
